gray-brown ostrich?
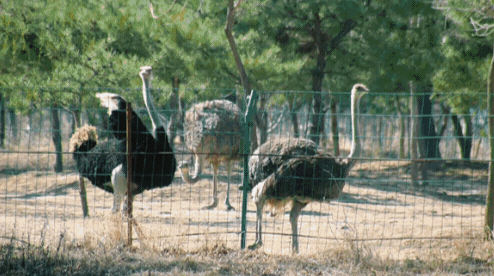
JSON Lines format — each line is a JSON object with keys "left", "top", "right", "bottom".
{"left": 178, "top": 100, "right": 244, "bottom": 210}
{"left": 248, "top": 84, "right": 368, "bottom": 253}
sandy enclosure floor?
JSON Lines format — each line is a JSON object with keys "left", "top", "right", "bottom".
{"left": 0, "top": 159, "right": 487, "bottom": 260}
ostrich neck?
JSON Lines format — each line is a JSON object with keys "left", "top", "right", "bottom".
{"left": 347, "top": 92, "right": 362, "bottom": 169}
{"left": 142, "top": 78, "right": 161, "bottom": 132}
{"left": 180, "top": 169, "right": 201, "bottom": 184}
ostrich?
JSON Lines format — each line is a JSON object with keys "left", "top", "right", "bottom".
{"left": 70, "top": 66, "right": 176, "bottom": 213}
{"left": 178, "top": 100, "right": 244, "bottom": 210}
{"left": 247, "top": 137, "right": 319, "bottom": 216}
{"left": 248, "top": 84, "right": 368, "bottom": 253}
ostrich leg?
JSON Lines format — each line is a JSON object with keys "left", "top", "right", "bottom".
{"left": 192, "top": 153, "right": 202, "bottom": 178}
{"left": 111, "top": 164, "right": 126, "bottom": 213}
{"left": 290, "top": 201, "right": 308, "bottom": 254}
{"left": 201, "top": 162, "right": 220, "bottom": 210}
{"left": 224, "top": 161, "right": 234, "bottom": 211}
{"left": 249, "top": 199, "right": 265, "bottom": 250}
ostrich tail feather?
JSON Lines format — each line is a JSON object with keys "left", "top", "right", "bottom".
{"left": 69, "top": 125, "right": 98, "bottom": 153}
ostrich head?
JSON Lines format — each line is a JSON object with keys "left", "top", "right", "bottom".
{"left": 139, "top": 66, "right": 153, "bottom": 82}
{"left": 177, "top": 160, "right": 197, "bottom": 184}
{"left": 95, "top": 92, "right": 127, "bottom": 115}
{"left": 352, "top": 83, "right": 369, "bottom": 99}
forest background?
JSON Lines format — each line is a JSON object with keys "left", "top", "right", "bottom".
{"left": 0, "top": 0, "right": 492, "bottom": 171}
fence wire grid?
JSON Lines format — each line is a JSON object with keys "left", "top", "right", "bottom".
{"left": 0, "top": 88, "right": 488, "bottom": 259}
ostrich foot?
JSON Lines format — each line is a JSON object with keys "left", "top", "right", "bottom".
{"left": 224, "top": 199, "right": 235, "bottom": 211}
{"left": 248, "top": 241, "right": 262, "bottom": 250}
{"left": 201, "top": 200, "right": 218, "bottom": 210}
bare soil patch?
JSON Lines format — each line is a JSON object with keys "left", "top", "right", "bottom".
{"left": 1, "top": 158, "right": 490, "bottom": 262}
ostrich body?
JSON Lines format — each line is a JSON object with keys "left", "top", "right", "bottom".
{"left": 178, "top": 99, "right": 244, "bottom": 210}
{"left": 70, "top": 66, "right": 176, "bottom": 212}
{"left": 248, "top": 84, "right": 368, "bottom": 253}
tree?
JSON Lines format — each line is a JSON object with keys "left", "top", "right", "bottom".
{"left": 245, "top": 0, "right": 371, "bottom": 146}
{"left": 364, "top": 1, "right": 445, "bottom": 160}
{"left": 434, "top": 0, "right": 494, "bottom": 239}
{"left": 433, "top": 19, "right": 491, "bottom": 160}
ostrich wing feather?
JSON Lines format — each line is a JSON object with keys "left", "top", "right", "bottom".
{"left": 249, "top": 138, "right": 319, "bottom": 191}
{"left": 255, "top": 154, "right": 346, "bottom": 203}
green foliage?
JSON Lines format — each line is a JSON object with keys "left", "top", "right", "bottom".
{"left": 432, "top": 0, "right": 494, "bottom": 113}
{"left": 0, "top": 0, "right": 490, "bottom": 116}
{"left": 364, "top": 1, "right": 444, "bottom": 92}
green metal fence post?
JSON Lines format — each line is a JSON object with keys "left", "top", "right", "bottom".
{"left": 241, "top": 90, "right": 258, "bottom": 249}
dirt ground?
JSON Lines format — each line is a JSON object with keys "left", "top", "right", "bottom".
{"left": 0, "top": 150, "right": 488, "bottom": 260}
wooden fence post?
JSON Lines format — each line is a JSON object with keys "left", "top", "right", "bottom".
{"left": 485, "top": 45, "right": 494, "bottom": 240}
{"left": 126, "top": 102, "right": 133, "bottom": 246}
{"left": 410, "top": 81, "right": 419, "bottom": 187}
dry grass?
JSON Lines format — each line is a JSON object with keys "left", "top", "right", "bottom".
{"left": 1, "top": 230, "right": 493, "bottom": 275}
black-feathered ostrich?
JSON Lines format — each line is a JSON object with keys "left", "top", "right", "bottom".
{"left": 178, "top": 100, "right": 244, "bottom": 210}
{"left": 69, "top": 66, "right": 176, "bottom": 213}
{"left": 247, "top": 84, "right": 368, "bottom": 253}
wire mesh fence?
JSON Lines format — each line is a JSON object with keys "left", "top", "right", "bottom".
{"left": 0, "top": 88, "right": 488, "bottom": 259}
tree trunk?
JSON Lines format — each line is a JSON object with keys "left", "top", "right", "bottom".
{"left": 9, "top": 108, "right": 18, "bottom": 140}
{"left": 50, "top": 105, "right": 63, "bottom": 172}
{"left": 416, "top": 87, "right": 441, "bottom": 159}
{"left": 225, "top": 0, "right": 258, "bottom": 150}
{"left": 416, "top": 87, "right": 441, "bottom": 185}
{"left": 86, "top": 110, "right": 95, "bottom": 126}
{"left": 69, "top": 109, "right": 79, "bottom": 139}
{"left": 308, "top": 12, "right": 327, "bottom": 146}
{"left": 378, "top": 116, "right": 384, "bottom": 155}
{"left": 465, "top": 115, "right": 473, "bottom": 159}
{"left": 410, "top": 82, "right": 419, "bottom": 187}
{"left": 27, "top": 104, "right": 34, "bottom": 134}
{"left": 451, "top": 113, "right": 472, "bottom": 160}
{"left": 257, "top": 95, "right": 269, "bottom": 145}
{"left": 485, "top": 44, "right": 494, "bottom": 240}
{"left": 437, "top": 104, "right": 450, "bottom": 139}
{"left": 0, "top": 93, "right": 5, "bottom": 148}
{"left": 399, "top": 115, "right": 406, "bottom": 159}
{"left": 330, "top": 98, "right": 339, "bottom": 156}
{"left": 289, "top": 101, "right": 300, "bottom": 138}
{"left": 394, "top": 96, "right": 406, "bottom": 159}
{"left": 418, "top": 97, "right": 441, "bottom": 159}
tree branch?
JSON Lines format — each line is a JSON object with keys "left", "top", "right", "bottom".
{"left": 148, "top": 0, "right": 160, "bottom": 19}
{"left": 329, "top": 19, "right": 358, "bottom": 52}
{"left": 470, "top": 17, "right": 494, "bottom": 36}
{"left": 225, "top": 0, "right": 251, "bottom": 94}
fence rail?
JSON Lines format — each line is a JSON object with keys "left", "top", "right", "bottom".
{"left": 0, "top": 89, "right": 489, "bottom": 258}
